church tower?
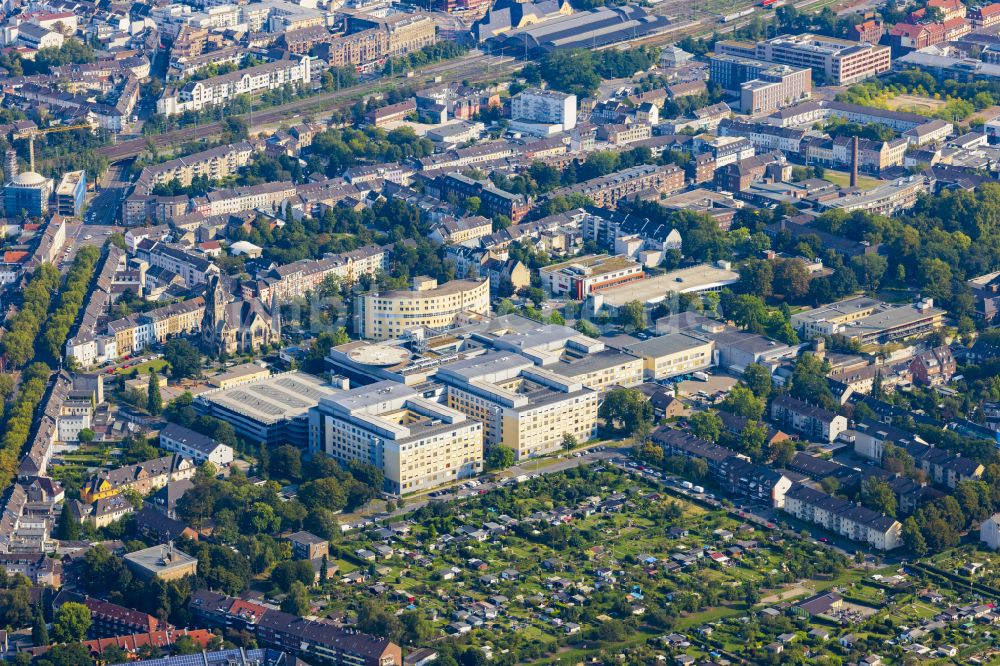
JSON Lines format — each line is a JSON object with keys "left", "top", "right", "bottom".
{"left": 270, "top": 290, "right": 281, "bottom": 342}
{"left": 202, "top": 274, "right": 229, "bottom": 353}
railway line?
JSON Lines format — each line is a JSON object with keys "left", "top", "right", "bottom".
{"left": 99, "top": 0, "right": 869, "bottom": 164}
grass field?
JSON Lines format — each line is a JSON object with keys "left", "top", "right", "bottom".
{"left": 884, "top": 93, "right": 945, "bottom": 115}
{"left": 822, "top": 169, "right": 883, "bottom": 191}
{"left": 116, "top": 358, "right": 170, "bottom": 375}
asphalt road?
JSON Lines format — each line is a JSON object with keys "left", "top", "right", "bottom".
{"left": 85, "top": 161, "right": 131, "bottom": 227}
{"left": 342, "top": 445, "right": 623, "bottom": 528}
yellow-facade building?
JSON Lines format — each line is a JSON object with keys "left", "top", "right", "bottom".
{"left": 359, "top": 276, "right": 490, "bottom": 341}
{"left": 437, "top": 352, "right": 598, "bottom": 459}
{"left": 309, "top": 382, "right": 483, "bottom": 495}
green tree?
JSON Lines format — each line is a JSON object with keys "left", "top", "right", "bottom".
{"left": 174, "top": 636, "right": 201, "bottom": 655}
{"left": 742, "top": 363, "right": 772, "bottom": 400}
{"left": 617, "top": 300, "right": 647, "bottom": 332}
{"left": 163, "top": 339, "right": 203, "bottom": 379}
{"left": 688, "top": 410, "right": 723, "bottom": 443}
{"left": 773, "top": 258, "right": 810, "bottom": 301}
{"left": 281, "top": 581, "right": 311, "bottom": 615}
{"left": 55, "top": 503, "right": 79, "bottom": 541}
{"left": 574, "top": 319, "right": 601, "bottom": 338}
{"left": 76, "top": 428, "right": 94, "bottom": 443}
{"left": 147, "top": 369, "right": 163, "bottom": 416}
{"left": 861, "top": 477, "right": 897, "bottom": 517}
{"left": 269, "top": 445, "right": 302, "bottom": 481}
{"left": 32, "top": 606, "right": 49, "bottom": 647}
{"left": 400, "top": 610, "right": 434, "bottom": 645}
{"left": 739, "top": 420, "right": 769, "bottom": 462}
{"left": 720, "top": 386, "right": 765, "bottom": 420}
{"left": 902, "top": 516, "right": 928, "bottom": 556}
{"left": 771, "top": 439, "right": 795, "bottom": 466}
{"left": 739, "top": 259, "right": 774, "bottom": 298}
{"left": 52, "top": 602, "right": 91, "bottom": 643}
{"left": 561, "top": 433, "right": 578, "bottom": 451}
{"left": 485, "top": 444, "right": 516, "bottom": 471}
{"left": 599, "top": 388, "right": 653, "bottom": 437}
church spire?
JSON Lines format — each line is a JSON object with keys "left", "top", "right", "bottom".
{"left": 270, "top": 290, "right": 281, "bottom": 342}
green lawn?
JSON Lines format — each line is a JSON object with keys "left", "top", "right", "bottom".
{"left": 822, "top": 169, "right": 883, "bottom": 191}
{"left": 116, "top": 358, "right": 170, "bottom": 375}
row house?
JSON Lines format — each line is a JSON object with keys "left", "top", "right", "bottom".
{"left": 783, "top": 484, "right": 902, "bottom": 550}
{"left": 106, "top": 297, "right": 206, "bottom": 358}
{"left": 81, "top": 454, "right": 196, "bottom": 503}
{"left": 770, "top": 395, "right": 848, "bottom": 443}
{"left": 241, "top": 244, "right": 387, "bottom": 304}
{"left": 191, "top": 181, "right": 296, "bottom": 216}
{"left": 652, "top": 427, "right": 792, "bottom": 508}
{"left": 717, "top": 119, "right": 806, "bottom": 155}
{"left": 190, "top": 590, "right": 402, "bottom": 666}
{"left": 433, "top": 173, "right": 531, "bottom": 223}
{"left": 546, "top": 164, "right": 684, "bottom": 209}
{"left": 137, "top": 242, "right": 219, "bottom": 288}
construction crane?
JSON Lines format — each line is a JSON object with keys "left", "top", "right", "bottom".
{"left": 13, "top": 123, "right": 93, "bottom": 172}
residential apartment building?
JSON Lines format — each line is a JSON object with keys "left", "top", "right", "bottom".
{"left": 0, "top": 553, "right": 62, "bottom": 586}
{"left": 596, "top": 123, "right": 653, "bottom": 146}
{"left": 539, "top": 254, "right": 644, "bottom": 299}
{"left": 243, "top": 244, "right": 387, "bottom": 304}
{"left": 192, "top": 181, "right": 296, "bottom": 216}
{"left": 510, "top": 88, "right": 577, "bottom": 132}
{"left": 791, "top": 296, "right": 946, "bottom": 345}
{"left": 429, "top": 216, "right": 493, "bottom": 245}
{"left": 971, "top": 3, "right": 1000, "bottom": 28}
{"left": 652, "top": 428, "right": 793, "bottom": 507}
{"left": 783, "top": 484, "right": 902, "bottom": 550}
{"left": 159, "top": 423, "right": 234, "bottom": 467}
{"left": 718, "top": 33, "right": 890, "bottom": 85}
{"left": 309, "top": 382, "right": 483, "bottom": 495}
{"left": 433, "top": 173, "right": 531, "bottom": 223}
{"left": 132, "top": 141, "right": 257, "bottom": 195}
{"left": 909, "top": 346, "right": 956, "bottom": 386}
{"left": 803, "top": 135, "right": 907, "bottom": 173}
{"left": 437, "top": 352, "right": 599, "bottom": 459}
{"left": 157, "top": 56, "right": 311, "bottom": 116}
{"left": 81, "top": 454, "right": 196, "bottom": 503}
{"left": 138, "top": 242, "right": 219, "bottom": 287}
{"left": 190, "top": 590, "right": 402, "bottom": 666}
{"left": 359, "top": 276, "right": 491, "bottom": 340}
{"left": 718, "top": 119, "right": 806, "bottom": 155}
{"left": 106, "top": 297, "right": 206, "bottom": 358}
{"left": 851, "top": 422, "right": 984, "bottom": 490}
{"left": 547, "top": 165, "right": 684, "bottom": 208}
{"left": 770, "top": 395, "right": 848, "bottom": 443}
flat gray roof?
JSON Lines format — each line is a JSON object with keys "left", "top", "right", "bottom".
{"left": 616, "top": 332, "right": 712, "bottom": 358}
{"left": 197, "top": 371, "right": 341, "bottom": 425}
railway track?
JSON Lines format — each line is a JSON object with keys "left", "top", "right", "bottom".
{"left": 102, "top": 0, "right": 863, "bottom": 164}
{"left": 100, "top": 51, "right": 517, "bottom": 162}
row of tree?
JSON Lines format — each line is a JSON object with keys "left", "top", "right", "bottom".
{"left": 42, "top": 246, "right": 101, "bottom": 362}
{"left": 1, "top": 263, "right": 61, "bottom": 368}
{"left": 521, "top": 46, "right": 661, "bottom": 98}
{"left": 0, "top": 363, "right": 50, "bottom": 491}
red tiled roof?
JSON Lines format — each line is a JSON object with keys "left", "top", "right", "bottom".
{"left": 82, "top": 629, "right": 213, "bottom": 655}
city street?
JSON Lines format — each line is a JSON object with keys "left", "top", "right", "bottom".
{"left": 85, "top": 160, "right": 132, "bottom": 227}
